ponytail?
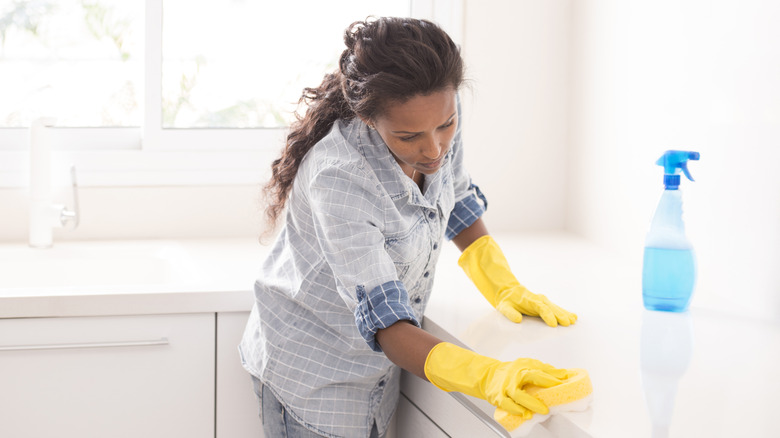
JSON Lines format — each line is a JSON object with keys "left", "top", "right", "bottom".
{"left": 262, "top": 72, "right": 353, "bottom": 233}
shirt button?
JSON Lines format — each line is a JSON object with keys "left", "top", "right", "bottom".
{"left": 433, "top": 244, "right": 438, "bottom": 250}
{"left": 414, "top": 297, "right": 422, "bottom": 303}
{"left": 428, "top": 211, "right": 436, "bottom": 219}
{"left": 423, "top": 271, "right": 430, "bottom": 278}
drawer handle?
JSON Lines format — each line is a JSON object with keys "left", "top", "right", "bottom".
{"left": 0, "top": 337, "right": 169, "bottom": 352}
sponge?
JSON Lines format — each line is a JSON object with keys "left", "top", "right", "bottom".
{"left": 494, "top": 368, "right": 593, "bottom": 436}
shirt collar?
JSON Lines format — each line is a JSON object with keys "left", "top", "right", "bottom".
{"left": 344, "top": 118, "right": 448, "bottom": 209}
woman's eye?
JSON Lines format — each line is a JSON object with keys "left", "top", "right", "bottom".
{"left": 398, "top": 119, "right": 454, "bottom": 142}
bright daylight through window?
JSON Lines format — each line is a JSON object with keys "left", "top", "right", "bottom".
{"left": 0, "top": 0, "right": 411, "bottom": 132}
{"left": 0, "top": 0, "right": 142, "bottom": 128}
{"left": 0, "top": 0, "right": 447, "bottom": 187}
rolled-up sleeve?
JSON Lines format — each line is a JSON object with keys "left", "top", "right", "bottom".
{"left": 354, "top": 281, "right": 420, "bottom": 352}
{"left": 446, "top": 182, "right": 488, "bottom": 240}
{"left": 307, "top": 161, "right": 418, "bottom": 352}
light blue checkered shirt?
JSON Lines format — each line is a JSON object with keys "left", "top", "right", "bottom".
{"left": 239, "top": 102, "right": 486, "bottom": 438}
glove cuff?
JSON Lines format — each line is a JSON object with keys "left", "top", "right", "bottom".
{"left": 457, "top": 235, "right": 523, "bottom": 307}
{"left": 457, "top": 235, "right": 493, "bottom": 270}
{"left": 424, "top": 342, "right": 495, "bottom": 398}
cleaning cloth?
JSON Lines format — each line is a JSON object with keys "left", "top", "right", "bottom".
{"left": 494, "top": 368, "right": 593, "bottom": 437}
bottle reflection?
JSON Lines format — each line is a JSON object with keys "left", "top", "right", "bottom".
{"left": 640, "top": 309, "right": 694, "bottom": 438}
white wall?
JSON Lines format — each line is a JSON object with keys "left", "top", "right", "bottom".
{"left": 0, "top": 185, "right": 264, "bottom": 241}
{"left": 460, "top": 0, "right": 571, "bottom": 232}
{"left": 568, "top": 0, "right": 780, "bottom": 319}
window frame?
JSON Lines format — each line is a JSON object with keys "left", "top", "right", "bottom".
{"left": 0, "top": 0, "right": 462, "bottom": 188}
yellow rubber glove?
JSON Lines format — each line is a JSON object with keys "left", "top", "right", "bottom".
{"left": 424, "top": 342, "right": 569, "bottom": 418}
{"left": 459, "top": 235, "right": 577, "bottom": 327}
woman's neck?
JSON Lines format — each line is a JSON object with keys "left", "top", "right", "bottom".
{"left": 411, "top": 169, "right": 424, "bottom": 192}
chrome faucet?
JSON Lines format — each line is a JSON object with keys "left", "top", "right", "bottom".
{"left": 29, "top": 118, "right": 79, "bottom": 248}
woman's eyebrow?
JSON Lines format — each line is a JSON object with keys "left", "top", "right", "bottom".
{"left": 391, "top": 112, "right": 457, "bottom": 134}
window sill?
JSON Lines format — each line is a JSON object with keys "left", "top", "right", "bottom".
{"left": 0, "top": 125, "right": 287, "bottom": 187}
{"left": 0, "top": 146, "right": 280, "bottom": 188}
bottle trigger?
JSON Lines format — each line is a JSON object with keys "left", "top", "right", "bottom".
{"left": 681, "top": 162, "right": 694, "bottom": 182}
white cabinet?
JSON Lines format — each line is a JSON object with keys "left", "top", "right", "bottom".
{"left": 0, "top": 314, "right": 215, "bottom": 438}
{"left": 0, "top": 310, "right": 505, "bottom": 438}
{"left": 395, "top": 393, "right": 449, "bottom": 438}
{"left": 400, "top": 370, "right": 510, "bottom": 438}
{"left": 216, "top": 311, "right": 264, "bottom": 438}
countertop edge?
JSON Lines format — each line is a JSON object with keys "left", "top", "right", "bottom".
{"left": 0, "top": 288, "right": 255, "bottom": 319}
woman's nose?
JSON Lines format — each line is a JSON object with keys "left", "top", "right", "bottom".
{"left": 421, "top": 135, "right": 441, "bottom": 159}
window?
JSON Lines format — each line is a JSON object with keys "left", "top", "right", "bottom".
{"left": 0, "top": 0, "right": 462, "bottom": 187}
{"left": 162, "top": 0, "right": 412, "bottom": 129}
{"left": 0, "top": 0, "right": 143, "bottom": 128}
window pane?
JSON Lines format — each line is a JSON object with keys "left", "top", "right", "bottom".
{"left": 0, "top": 0, "right": 143, "bottom": 128}
{"left": 162, "top": 0, "right": 411, "bottom": 129}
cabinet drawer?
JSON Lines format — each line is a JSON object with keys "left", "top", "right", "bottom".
{"left": 401, "top": 370, "right": 510, "bottom": 437}
{"left": 395, "top": 393, "right": 449, "bottom": 438}
{"left": 0, "top": 313, "right": 215, "bottom": 438}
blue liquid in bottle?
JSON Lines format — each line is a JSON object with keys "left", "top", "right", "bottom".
{"left": 642, "top": 247, "right": 696, "bottom": 312}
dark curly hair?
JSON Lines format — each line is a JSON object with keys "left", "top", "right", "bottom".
{"left": 263, "top": 17, "right": 464, "bottom": 233}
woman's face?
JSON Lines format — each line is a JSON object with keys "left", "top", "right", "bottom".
{"left": 371, "top": 88, "right": 457, "bottom": 177}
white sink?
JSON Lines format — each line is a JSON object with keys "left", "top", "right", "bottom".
{"left": 0, "top": 242, "right": 201, "bottom": 289}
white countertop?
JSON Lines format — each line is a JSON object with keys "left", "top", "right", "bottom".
{"left": 426, "top": 233, "right": 780, "bottom": 438}
{"left": 2, "top": 233, "right": 779, "bottom": 437}
{"left": 0, "top": 238, "right": 268, "bottom": 318}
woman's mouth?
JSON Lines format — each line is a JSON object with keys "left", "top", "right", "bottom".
{"left": 418, "top": 157, "right": 444, "bottom": 170}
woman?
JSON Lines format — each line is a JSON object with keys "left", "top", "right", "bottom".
{"left": 240, "top": 17, "right": 578, "bottom": 438}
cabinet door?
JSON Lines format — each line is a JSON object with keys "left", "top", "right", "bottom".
{"left": 216, "top": 311, "right": 265, "bottom": 438}
{"left": 0, "top": 314, "right": 214, "bottom": 438}
{"left": 401, "top": 370, "right": 510, "bottom": 437}
{"left": 395, "top": 393, "right": 449, "bottom": 438}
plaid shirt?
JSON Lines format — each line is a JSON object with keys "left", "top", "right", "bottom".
{"left": 239, "top": 102, "right": 486, "bottom": 438}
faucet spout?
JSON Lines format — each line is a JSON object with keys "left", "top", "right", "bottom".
{"left": 28, "top": 118, "right": 79, "bottom": 248}
{"left": 60, "top": 165, "right": 80, "bottom": 228}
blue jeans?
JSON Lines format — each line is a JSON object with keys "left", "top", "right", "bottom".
{"left": 252, "top": 376, "right": 381, "bottom": 438}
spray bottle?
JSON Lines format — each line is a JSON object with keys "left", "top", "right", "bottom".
{"left": 642, "top": 150, "right": 700, "bottom": 312}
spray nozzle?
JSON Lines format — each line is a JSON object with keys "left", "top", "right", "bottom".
{"left": 656, "top": 150, "right": 700, "bottom": 189}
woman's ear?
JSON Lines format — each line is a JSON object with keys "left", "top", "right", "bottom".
{"left": 359, "top": 116, "right": 375, "bottom": 130}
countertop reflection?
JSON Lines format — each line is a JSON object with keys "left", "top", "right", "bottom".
{"left": 426, "top": 232, "right": 780, "bottom": 438}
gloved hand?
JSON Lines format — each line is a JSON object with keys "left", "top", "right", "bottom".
{"left": 424, "top": 341, "right": 568, "bottom": 418}
{"left": 458, "top": 235, "right": 577, "bottom": 327}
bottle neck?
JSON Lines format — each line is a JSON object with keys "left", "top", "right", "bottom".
{"left": 664, "top": 174, "right": 680, "bottom": 190}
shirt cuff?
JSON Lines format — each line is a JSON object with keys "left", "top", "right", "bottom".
{"left": 446, "top": 182, "right": 488, "bottom": 240}
{"left": 354, "top": 280, "right": 420, "bottom": 353}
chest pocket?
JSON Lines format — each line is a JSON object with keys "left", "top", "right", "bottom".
{"left": 384, "top": 216, "right": 429, "bottom": 282}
